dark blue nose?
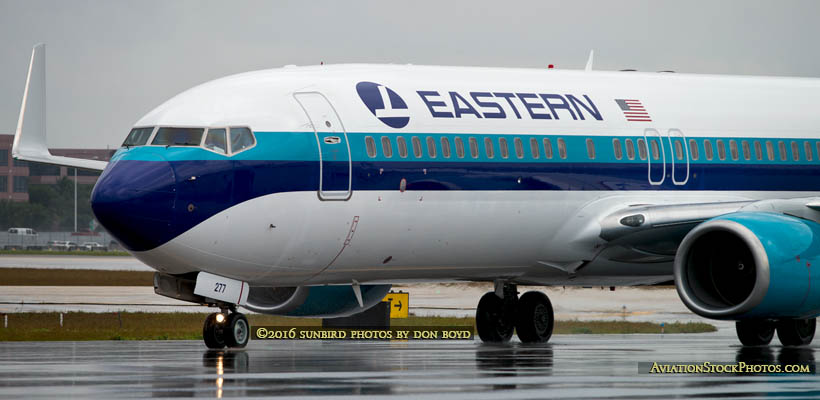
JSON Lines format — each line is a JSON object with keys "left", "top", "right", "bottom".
{"left": 91, "top": 152, "right": 177, "bottom": 252}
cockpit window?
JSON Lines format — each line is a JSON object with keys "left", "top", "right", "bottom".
{"left": 204, "top": 128, "right": 228, "bottom": 154}
{"left": 122, "top": 127, "right": 154, "bottom": 146}
{"left": 151, "top": 127, "right": 204, "bottom": 146}
{"left": 230, "top": 127, "right": 255, "bottom": 153}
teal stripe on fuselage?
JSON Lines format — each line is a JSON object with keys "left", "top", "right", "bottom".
{"left": 111, "top": 131, "right": 820, "bottom": 167}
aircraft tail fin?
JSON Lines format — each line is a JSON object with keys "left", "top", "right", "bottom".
{"left": 13, "top": 44, "right": 108, "bottom": 171}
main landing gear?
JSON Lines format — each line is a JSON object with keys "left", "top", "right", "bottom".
{"left": 476, "top": 283, "right": 555, "bottom": 343}
{"left": 735, "top": 318, "right": 816, "bottom": 347}
{"left": 203, "top": 307, "right": 250, "bottom": 349}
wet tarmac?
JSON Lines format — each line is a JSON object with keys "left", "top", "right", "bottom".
{"left": 0, "top": 333, "right": 817, "bottom": 399}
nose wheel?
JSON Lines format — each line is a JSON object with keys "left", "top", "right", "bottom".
{"left": 203, "top": 311, "right": 250, "bottom": 349}
{"left": 475, "top": 284, "right": 555, "bottom": 344}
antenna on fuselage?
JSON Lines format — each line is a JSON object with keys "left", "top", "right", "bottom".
{"left": 585, "top": 50, "right": 594, "bottom": 72}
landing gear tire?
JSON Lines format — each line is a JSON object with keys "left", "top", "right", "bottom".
{"left": 203, "top": 313, "right": 226, "bottom": 349}
{"left": 776, "top": 318, "right": 816, "bottom": 347}
{"left": 736, "top": 320, "right": 775, "bottom": 346}
{"left": 515, "top": 291, "right": 554, "bottom": 344}
{"left": 476, "top": 291, "right": 514, "bottom": 343}
{"left": 224, "top": 313, "right": 250, "bottom": 348}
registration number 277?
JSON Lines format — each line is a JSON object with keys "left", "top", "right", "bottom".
{"left": 214, "top": 282, "right": 227, "bottom": 293}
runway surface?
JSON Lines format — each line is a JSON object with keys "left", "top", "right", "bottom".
{"left": 0, "top": 333, "right": 817, "bottom": 399}
{"left": 0, "top": 255, "right": 150, "bottom": 271}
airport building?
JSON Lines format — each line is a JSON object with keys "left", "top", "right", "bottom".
{"left": 0, "top": 134, "right": 114, "bottom": 201}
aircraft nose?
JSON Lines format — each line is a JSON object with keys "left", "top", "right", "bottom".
{"left": 91, "top": 152, "right": 177, "bottom": 251}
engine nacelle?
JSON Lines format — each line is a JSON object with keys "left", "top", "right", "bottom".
{"left": 243, "top": 284, "right": 392, "bottom": 318}
{"left": 674, "top": 212, "right": 820, "bottom": 320}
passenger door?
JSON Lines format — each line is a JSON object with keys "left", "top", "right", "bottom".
{"left": 294, "top": 92, "right": 352, "bottom": 200}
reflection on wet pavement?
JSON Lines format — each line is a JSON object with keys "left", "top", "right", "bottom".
{"left": 0, "top": 334, "right": 818, "bottom": 398}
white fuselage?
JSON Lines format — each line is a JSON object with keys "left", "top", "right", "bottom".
{"left": 94, "top": 64, "right": 820, "bottom": 287}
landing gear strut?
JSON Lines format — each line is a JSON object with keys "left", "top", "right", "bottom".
{"left": 475, "top": 283, "right": 555, "bottom": 344}
{"left": 203, "top": 309, "right": 250, "bottom": 349}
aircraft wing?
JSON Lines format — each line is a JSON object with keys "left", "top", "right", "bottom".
{"left": 13, "top": 44, "right": 108, "bottom": 172}
{"left": 593, "top": 198, "right": 820, "bottom": 265}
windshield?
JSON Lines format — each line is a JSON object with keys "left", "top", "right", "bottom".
{"left": 122, "top": 127, "right": 154, "bottom": 146}
{"left": 230, "top": 127, "right": 255, "bottom": 153}
{"left": 204, "top": 128, "right": 228, "bottom": 154}
{"left": 151, "top": 127, "right": 205, "bottom": 146}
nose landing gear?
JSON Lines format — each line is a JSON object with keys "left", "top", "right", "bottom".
{"left": 203, "top": 309, "right": 250, "bottom": 349}
{"left": 475, "top": 283, "right": 555, "bottom": 344}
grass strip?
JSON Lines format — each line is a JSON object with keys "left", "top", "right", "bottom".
{"left": 0, "top": 312, "right": 715, "bottom": 341}
{"left": 0, "top": 268, "right": 153, "bottom": 286}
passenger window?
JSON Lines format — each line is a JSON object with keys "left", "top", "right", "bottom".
{"left": 484, "top": 137, "right": 495, "bottom": 158}
{"left": 122, "top": 127, "right": 154, "bottom": 147}
{"left": 766, "top": 141, "right": 775, "bottom": 161}
{"left": 689, "top": 139, "right": 698, "bottom": 160}
{"left": 791, "top": 141, "right": 800, "bottom": 161}
{"left": 741, "top": 140, "right": 750, "bottom": 160}
{"left": 455, "top": 137, "right": 465, "bottom": 158}
{"left": 717, "top": 140, "right": 726, "bottom": 160}
{"left": 650, "top": 139, "right": 660, "bottom": 160}
{"left": 499, "top": 137, "right": 509, "bottom": 159}
{"left": 230, "top": 127, "right": 255, "bottom": 153}
{"left": 530, "top": 138, "right": 540, "bottom": 159}
{"left": 586, "top": 138, "right": 596, "bottom": 159}
{"left": 637, "top": 138, "right": 647, "bottom": 160}
{"left": 729, "top": 140, "right": 738, "bottom": 161}
{"left": 441, "top": 137, "right": 451, "bottom": 158}
{"left": 514, "top": 138, "right": 524, "bottom": 159}
{"left": 754, "top": 141, "right": 762, "bottom": 160}
{"left": 204, "top": 128, "right": 228, "bottom": 154}
{"left": 613, "top": 139, "right": 623, "bottom": 160}
{"left": 152, "top": 127, "right": 205, "bottom": 146}
{"left": 365, "top": 136, "right": 376, "bottom": 158}
{"left": 426, "top": 137, "right": 437, "bottom": 158}
{"left": 397, "top": 137, "right": 408, "bottom": 158}
{"left": 469, "top": 137, "right": 479, "bottom": 158}
{"left": 778, "top": 141, "right": 787, "bottom": 161}
{"left": 626, "top": 139, "right": 636, "bottom": 160}
{"left": 805, "top": 141, "right": 814, "bottom": 161}
{"left": 674, "top": 139, "right": 684, "bottom": 161}
{"left": 704, "top": 140, "right": 714, "bottom": 160}
{"left": 544, "top": 138, "right": 554, "bottom": 159}
{"left": 557, "top": 138, "right": 567, "bottom": 159}
{"left": 381, "top": 136, "right": 393, "bottom": 158}
{"left": 412, "top": 136, "right": 422, "bottom": 158}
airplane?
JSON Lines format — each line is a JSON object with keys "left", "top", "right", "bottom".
{"left": 13, "top": 44, "right": 820, "bottom": 349}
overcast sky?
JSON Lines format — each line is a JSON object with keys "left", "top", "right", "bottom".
{"left": 1, "top": 0, "right": 819, "bottom": 148}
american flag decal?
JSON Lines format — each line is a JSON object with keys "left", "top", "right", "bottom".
{"left": 615, "top": 99, "right": 651, "bottom": 122}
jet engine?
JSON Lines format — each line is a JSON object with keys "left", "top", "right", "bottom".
{"left": 674, "top": 212, "right": 820, "bottom": 320}
{"left": 243, "top": 284, "right": 391, "bottom": 318}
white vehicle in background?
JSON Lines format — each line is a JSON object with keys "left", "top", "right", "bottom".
{"left": 48, "top": 240, "right": 78, "bottom": 251}
{"left": 7, "top": 228, "right": 37, "bottom": 235}
{"left": 81, "top": 242, "right": 108, "bottom": 251}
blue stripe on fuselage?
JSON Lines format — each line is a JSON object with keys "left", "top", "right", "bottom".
{"left": 97, "top": 131, "right": 820, "bottom": 252}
